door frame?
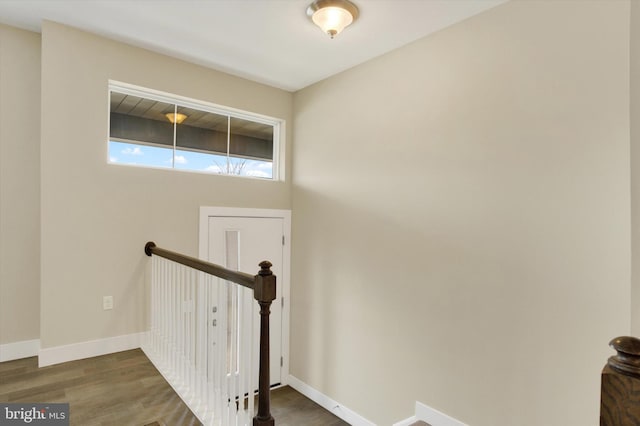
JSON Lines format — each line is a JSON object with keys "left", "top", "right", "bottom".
{"left": 199, "top": 206, "right": 291, "bottom": 386}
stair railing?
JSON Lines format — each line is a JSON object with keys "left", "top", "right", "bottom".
{"left": 600, "top": 336, "right": 640, "bottom": 425}
{"left": 143, "top": 241, "right": 276, "bottom": 426}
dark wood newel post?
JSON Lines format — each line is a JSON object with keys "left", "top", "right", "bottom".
{"left": 601, "top": 336, "right": 640, "bottom": 425}
{"left": 253, "top": 261, "right": 276, "bottom": 426}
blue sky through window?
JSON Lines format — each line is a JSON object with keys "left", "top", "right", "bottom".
{"left": 109, "top": 141, "right": 273, "bottom": 178}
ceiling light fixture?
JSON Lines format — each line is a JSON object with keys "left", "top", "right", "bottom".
{"left": 165, "top": 112, "right": 187, "bottom": 124}
{"left": 306, "top": 0, "right": 359, "bottom": 39}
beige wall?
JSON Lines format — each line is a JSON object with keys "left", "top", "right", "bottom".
{"left": 291, "top": 1, "right": 630, "bottom": 425}
{"left": 39, "top": 21, "right": 292, "bottom": 348}
{"left": 632, "top": 0, "right": 640, "bottom": 335}
{"left": 0, "top": 25, "right": 41, "bottom": 345}
{"left": 2, "top": 1, "right": 637, "bottom": 423}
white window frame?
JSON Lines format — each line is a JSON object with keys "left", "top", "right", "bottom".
{"left": 107, "top": 80, "right": 284, "bottom": 181}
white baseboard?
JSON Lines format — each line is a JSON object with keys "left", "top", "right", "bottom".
{"left": 415, "top": 401, "right": 467, "bottom": 426}
{"left": 287, "top": 374, "right": 376, "bottom": 426}
{"left": 393, "top": 401, "right": 467, "bottom": 426}
{"left": 38, "top": 332, "right": 143, "bottom": 367}
{"left": 0, "top": 339, "right": 40, "bottom": 362}
{"left": 393, "top": 416, "right": 418, "bottom": 426}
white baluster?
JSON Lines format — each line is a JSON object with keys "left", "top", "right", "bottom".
{"left": 144, "top": 253, "right": 263, "bottom": 426}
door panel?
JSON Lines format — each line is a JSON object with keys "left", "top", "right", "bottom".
{"left": 208, "top": 216, "right": 283, "bottom": 385}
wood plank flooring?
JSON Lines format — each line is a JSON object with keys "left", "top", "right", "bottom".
{"left": 0, "top": 349, "right": 349, "bottom": 426}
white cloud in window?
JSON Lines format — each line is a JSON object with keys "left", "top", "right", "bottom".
{"left": 245, "top": 170, "right": 270, "bottom": 178}
{"left": 110, "top": 157, "right": 118, "bottom": 163}
{"left": 122, "top": 147, "right": 143, "bottom": 156}
{"left": 174, "top": 155, "right": 188, "bottom": 164}
{"left": 206, "top": 164, "right": 223, "bottom": 173}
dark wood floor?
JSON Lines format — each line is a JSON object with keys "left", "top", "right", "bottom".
{"left": 0, "top": 349, "right": 348, "bottom": 426}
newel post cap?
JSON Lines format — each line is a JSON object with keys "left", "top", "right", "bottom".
{"left": 254, "top": 261, "right": 276, "bottom": 303}
{"left": 608, "top": 336, "right": 640, "bottom": 377}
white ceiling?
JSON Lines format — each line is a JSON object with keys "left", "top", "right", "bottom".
{"left": 0, "top": 0, "right": 508, "bottom": 92}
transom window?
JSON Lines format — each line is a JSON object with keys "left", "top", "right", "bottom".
{"left": 108, "top": 82, "right": 281, "bottom": 180}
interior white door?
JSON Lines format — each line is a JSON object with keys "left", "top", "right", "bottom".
{"left": 208, "top": 216, "right": 283, "bottom": 386}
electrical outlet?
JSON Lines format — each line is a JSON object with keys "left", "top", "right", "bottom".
{"left": 103, "top": 296, "right": 113, "bottom": 310}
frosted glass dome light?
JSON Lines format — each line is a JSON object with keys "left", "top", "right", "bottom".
{"left": 307, "top": 0, "right": 359, "bottom": 39}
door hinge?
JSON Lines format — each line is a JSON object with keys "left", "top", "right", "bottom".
{"left": 281, "top": 297, "right": 284, "bottom": 308}
{"left": 280, "top": 356, "right": 283, "bottom": 367}
{"left": 282, "top": 235, "right": 285, "bottom": 246}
